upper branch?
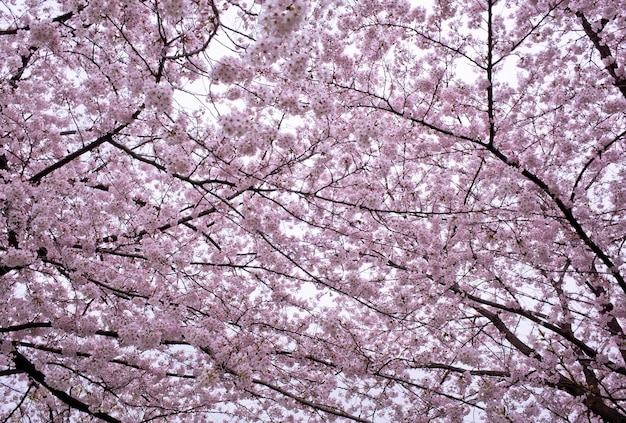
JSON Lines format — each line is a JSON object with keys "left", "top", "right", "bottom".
{"left": 486, "top": 0, "right": 495, "bottom": 147}
{"left": 577, "top": 12, "right": 626, "bottom": 99}
{"left": 29, "top": 108, "right": 143, "bottom": 184}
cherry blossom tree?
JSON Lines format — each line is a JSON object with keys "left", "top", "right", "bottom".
{"left": 2, "top": 0, "right": 626, "bottom": 421}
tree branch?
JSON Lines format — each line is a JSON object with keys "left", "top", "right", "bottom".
{"left": 29, "top": 108, "right": 143, "bottom": 184}
{"left": 11, "top": 348, "right": 121, "bottom": 423}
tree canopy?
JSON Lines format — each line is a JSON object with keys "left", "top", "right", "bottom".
{"left": 2, "top": 0, "right": 626, "bottom": 421}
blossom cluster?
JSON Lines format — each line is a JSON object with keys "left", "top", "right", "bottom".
{"left": 165, "top": 145, "right": 192, "bottom": 174}
{"left": 218, "top": 111, "right": 249, "bottom": 138}
{"left": 145, "top": 83, "right": 174, "bottom": 113}
{"left": 248, "top": 0, "right": 308, "bottom": 64}
{"left": 0, "top": 248, "right": 34, "bottom": 268}
{"left": 212, "top": 57, "right": 251, "bottom": 85}
{"left": 258, "top": 0, "right": 307, "bottom": 37}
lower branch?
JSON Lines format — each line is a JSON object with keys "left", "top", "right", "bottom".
{"left": 11, "top": 347, "right": 121, "bottom": 423}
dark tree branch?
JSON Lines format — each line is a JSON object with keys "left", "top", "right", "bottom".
{"left": 577, "top": 12, "right": 626, "bottom": 99}
{"left": 11, "top": 348, "right": 122, "bottom": 423}
{"left": 29, "top": 108, "right": 143, "bottom": 184}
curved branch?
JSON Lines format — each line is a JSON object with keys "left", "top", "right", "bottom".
{"left": 11, "top": 348, "right": 121, "bottom": 423}
{"left": 577, "top": 12, "right": 626, "bottom": 99}
{"left": 252, "top": 378, "right": 374, "bottom": 423}
{"left": 334, "top": 83, "right": 626, "bottom": 296}
{"left": 571, "top": 129, "right": 626, "bottom": 202}
{"left": 29, "top": 107, "right": 143, "bottom": 184}
{"left": 475, "top": 306, "right": 626, "bottom": 422}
